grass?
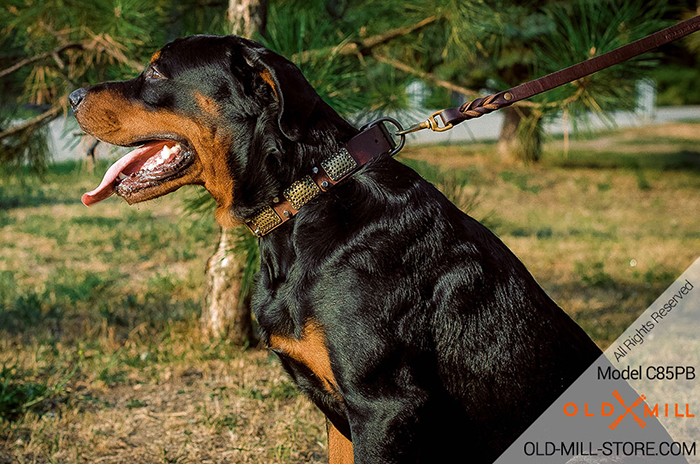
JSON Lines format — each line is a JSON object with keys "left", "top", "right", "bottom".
{"left": 401, "top": 121, "right": 700, "bottom": 346}
{"left": 1, "top": 121, "right": 700, "bottom": 463}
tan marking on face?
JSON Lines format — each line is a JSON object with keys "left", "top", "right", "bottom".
{"left": 193, "top": 91, "right": 219, "bottom": 117}
{"left": 259, "top": 69, "right": 278, "bottom": 98}
{"left": 327, "top": 418, "right": 353, "bottom": 464}
{"left": 150, "top": 50, "right": 161, "bottom": 63}
{"left": 269, "top": 321, "right": 340, "bottom": 397}
{"left": 74, "top": 88, "right": 238, "bottom": 225}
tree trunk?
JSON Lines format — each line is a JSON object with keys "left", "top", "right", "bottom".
{"left": 228, "top": 0, "right": 268, "bottom": 38}
{"left": 496, "top": 106, "right": 542, "bottom": 164}
{"left": 202, "top": 228, "right": 254, "bottom": 344}
{"left": 201, "top": 0, "right": 267, "bottom": 342}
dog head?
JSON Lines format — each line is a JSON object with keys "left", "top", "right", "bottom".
{"left": 72, "top": 35, "right": 351, "bottom": 226}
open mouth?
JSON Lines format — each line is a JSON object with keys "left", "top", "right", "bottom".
{"left": 81, "top": 140, "right": 195, "bottom": 207}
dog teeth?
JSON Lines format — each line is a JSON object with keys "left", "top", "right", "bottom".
{"left": 155, "top": 143, "right": 180, "bottom": 165}
{"left": 158, "top": 146, "right": 172, "bottom": 161}
{"left": 138, "top": 143, "right": 182, "bottom": 173}
{"left": 118, "top": 173, "right": 127, "bottom": 180}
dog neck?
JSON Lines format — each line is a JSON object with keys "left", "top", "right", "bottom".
{"left": 228, "top": 101, "right": 358, "bottom": 224}
{"left": 247, "top": 124, "right": 396, "bottom": 236}
{"left": 251, "top": 134, "right": 425, "bottom": 336}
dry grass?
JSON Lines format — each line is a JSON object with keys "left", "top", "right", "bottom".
{"left": 1, "top": 120, "right": 700, "bottom": 463}
{"left": 1, "top": 345, "right": 326, "bottom": 464}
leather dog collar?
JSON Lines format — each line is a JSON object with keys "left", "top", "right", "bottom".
{"left": 245, "top": 118, "right": 404, "bottom": 237}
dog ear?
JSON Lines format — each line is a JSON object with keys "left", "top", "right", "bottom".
{"left": 234, "top": 37, "right": 320, "bottom": 142}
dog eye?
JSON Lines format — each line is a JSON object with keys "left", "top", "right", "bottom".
{"left": 148, "top": 67, "right": 164, "bottom": 80}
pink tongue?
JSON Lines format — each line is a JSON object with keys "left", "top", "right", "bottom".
{"left": 81, "top": 141, "right": 169, "bottom": 207}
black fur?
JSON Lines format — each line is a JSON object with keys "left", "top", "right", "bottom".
{"left": 76, "top": 35, "right": 604, "bottom": 463}
{"left": 226, "top": 36, "right": 603, "bottom": 462}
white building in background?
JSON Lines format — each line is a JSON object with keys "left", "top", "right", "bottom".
{"left": 635, "top": 78, "right": 657, "bottom": 121}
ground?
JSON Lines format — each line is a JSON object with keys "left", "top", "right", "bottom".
{"left": 1, "top": 120, "right": 699, "bottom": 463}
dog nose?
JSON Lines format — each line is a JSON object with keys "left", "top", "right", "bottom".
{"left": 69, "top": 87, "right": 87, "bottom": 109}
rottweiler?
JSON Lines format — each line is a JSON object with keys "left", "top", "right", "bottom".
{"left": 70, "top": 35, "right": 603, "bottom": 463}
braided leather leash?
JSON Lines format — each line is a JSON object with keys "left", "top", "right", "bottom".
{"left": 247, "top": 16, "right": 700, "bottom": 237}
{"left": 398, "top": 15, "right": 700, "bottom": 135}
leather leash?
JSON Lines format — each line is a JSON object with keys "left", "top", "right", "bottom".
{"left": 398, "top": 15, "right": 700, "bottom": 135}
{"left": 247, "top": 16, "right": 700, "bottom": 237}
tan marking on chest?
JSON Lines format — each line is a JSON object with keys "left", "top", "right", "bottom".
{"left": 327, "top": 418, "right": 354, "bottom": 463}
{"left": 269, "top": 322, "right": 338, "bottom": 394}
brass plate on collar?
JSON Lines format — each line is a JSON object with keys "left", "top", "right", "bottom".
{"left": 248, "top": 205, "right": 282, "bottom": 236}
{"left": 284, "top": 175, "right": 320, "bottom": 210}
{"left": 321, "top": 148, "right": 357, "bottom": 182}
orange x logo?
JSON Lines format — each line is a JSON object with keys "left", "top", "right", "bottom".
{"left": 609, "top": 390, "right": 646, "bottom": 430}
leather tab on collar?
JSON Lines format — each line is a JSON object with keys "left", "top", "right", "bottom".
{"left": 246, "top": 122, "right": 396, "bottom": 237}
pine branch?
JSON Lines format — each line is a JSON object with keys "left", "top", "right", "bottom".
{"left": 294, "top": 15, "right": 442, "bottom": 61}
{"left": 90, "top": 34, "right": 143, "bottom": 71}
{"left": 0, "top": 33, "right": 144, "bottom": 149}
{"left": 0, "top": 106, "right": 62, "bottom": 142}
{"left": 0, "top": 43, "right": 84, "bottom": 80}
{"left": 359, "top": 16, "right": 442, "bottom": 52}
{"left": 0, "top": 34, "right": 143, "bottom": 84}
{"left": 371, "top": 52, "right": 480, "bottom": 98}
